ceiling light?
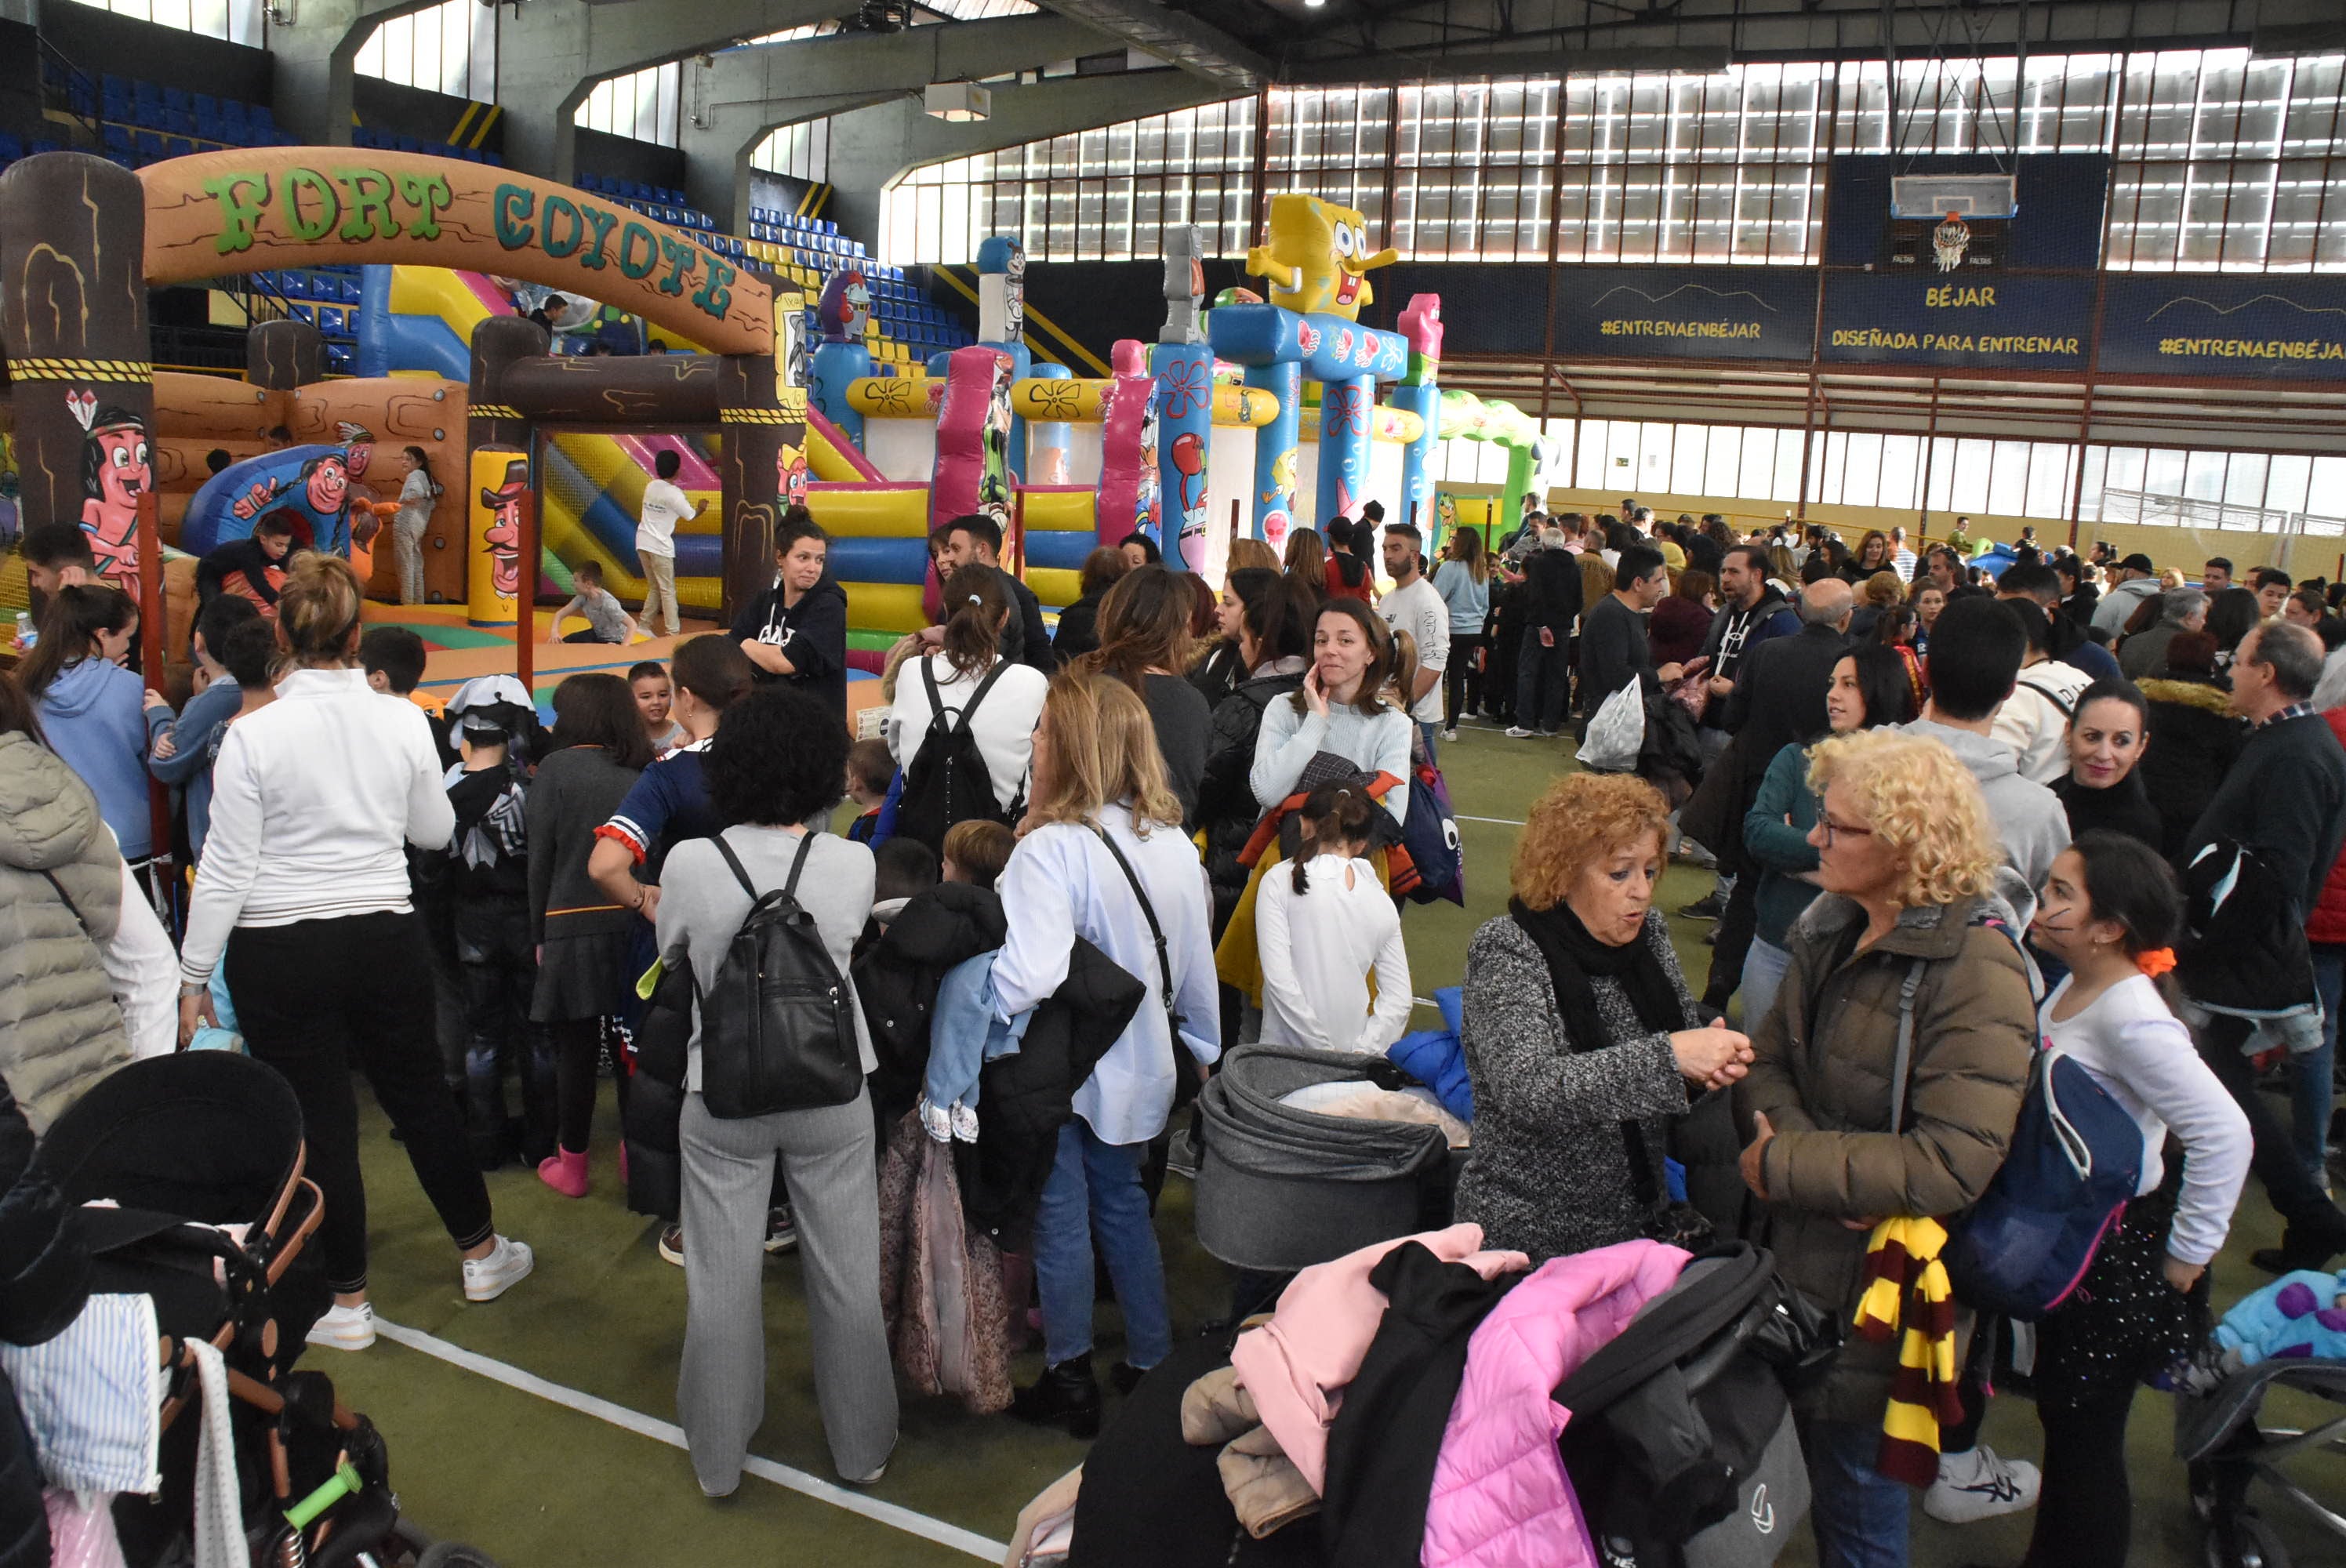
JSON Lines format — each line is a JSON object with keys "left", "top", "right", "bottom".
{"left": 924, "top": 81, "right": 992, "bottom": 121}
{"left": 1304, "top": 0, "right": 1327, "bottom": 8}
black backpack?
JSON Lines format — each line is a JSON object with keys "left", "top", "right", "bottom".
{"left": 1554, "top": 1243, "right": 1839, "bottom": 1568}
{"left": 894, "top": 659, "right": 1019, "bottom": 854}
{"left": 695, "top": 833, "right": 862, "bottom": 1120}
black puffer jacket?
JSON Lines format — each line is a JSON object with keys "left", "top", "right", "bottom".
{"left": 1196, "top": 667, "right": 1306, "bottom": 934}
{"left": 853, "top": 882, "right": 1008, "bottom": 1124}
{"left": 955, "top": 936, "right": 1143, "bottom": 1251}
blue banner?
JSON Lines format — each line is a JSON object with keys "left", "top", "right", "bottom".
{"left": 1821, "top": 271, "right": 2094, "bottom": 370}
{"left": 1552, "top": 265, "right": 1819, "bottom": 361}
{"left": 2097, "top": 275, "right": 2346, "bottom": 380}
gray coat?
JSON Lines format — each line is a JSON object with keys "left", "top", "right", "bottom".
{"left": 1454, "top": 909, "right": 1698, "bottom": 1263}
{"left": 0, "top": 732, "right": 130, "bottom": 1133}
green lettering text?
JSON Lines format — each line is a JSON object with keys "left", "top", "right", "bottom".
{"left": 202, "top": 172, "right": 272, "bottom": 255}
{"left": 691, "top": 255, "right": 736, "bottom": 319}
{"left": 656, "top": 234, "right": 696, "bottom": 297}
{"left": 333, "top": 166, "right": 402, "bottom": 242}
{"left": 540, "top": 194, "right": 583, "bottom": 259}
{"left": 396, "top": 172, "right": 453, "bottom": 239}
{"left": 282, "top": 168, "right": 340, "bottom": 244}
{"left": 577, "top": 204, "right": 619, "bottom": 270}
{"left": 492, "top": 184, "right": 536, "bottom": 249}
{"left": 616, "top": 222, "right": 659, "bottom": 280}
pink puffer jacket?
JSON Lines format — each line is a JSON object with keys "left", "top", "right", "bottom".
{"left": 1230, "top": 1222, "right": 1531, "bottom": 1495}
{"left": 1421, "top": 1240, "right": 1691, "bottom": 1568}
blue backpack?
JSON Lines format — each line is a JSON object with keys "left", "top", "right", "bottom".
{"left": 1942, "top": 1044, "right": 2143, "bottom": 1320}
{"left": 1878, "top": 926, "right": 2143, "bottom": 1321}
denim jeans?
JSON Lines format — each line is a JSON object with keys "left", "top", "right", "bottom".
{"left": 1798, "top": 1417, "right": 1910, "bottom": 1568}
{"left": 1033, "top": 1118, "right": 1172, "bottom": 1371}
{"left": 2300, "top": 945, "right": 2346, "bottom": 1185}
{"left": 1741, "top": 936, "right": 1793, "bottom": 1035}
{"left": 1417, "top": 721, "right": 1440, "bottom": 765}
{"left": 1515, "top": 628, "right": 1569, "bottom": 733}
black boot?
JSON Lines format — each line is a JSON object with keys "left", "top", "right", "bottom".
{"left": 1011, "top": 1357, "right": 1102, "bottom": 1439}
{"left": 467, "top": 1070, "right": 517, "bottom": 1171}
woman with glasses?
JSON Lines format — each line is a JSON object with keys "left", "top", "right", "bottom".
{"left": 1734, "top": 728, "right": 2036, "bottom": 1568}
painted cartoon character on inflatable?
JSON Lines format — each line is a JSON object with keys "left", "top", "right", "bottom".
{"left": 1246, "top": 194, "right": 1399, "bottom": 321}
{"left": 68, "top": 390, "right": 149, "bottom": 594}
{"left": 479, "top": 459, "right": 528, "bottom": 602}
{"left": 777, "top": 443, "right": 811, "bottom": 507}
{"left": 817, "top": 270, "right": 871, "bottom": 343}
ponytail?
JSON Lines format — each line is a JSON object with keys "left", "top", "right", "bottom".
{"left": 276, "top": 553, "right": 366, "bottom": 668}
{"left": 1288, "top": 781, "right": 1378, "bottom": 895}
{"left": 939, "top": 564, "right": 1014, "bottom": 681}
{"left": 18, "top": 583, "right": 136, "bottom": 699}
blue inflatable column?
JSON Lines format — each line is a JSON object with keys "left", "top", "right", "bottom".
{"left": 1152, "top": 340, "right": 1215, "bottom": 572}
{"left": 812, "top": 342, "right": 871, "bottom": 447}
{"left": 1316, "top": 374, "right": 1376, "bottom": 528}
{"left": 1246, "top": 360, "right": 1302, "bottom": 549}
{"left": 1391, "top": 380, "right": 1440, "bottom": 531}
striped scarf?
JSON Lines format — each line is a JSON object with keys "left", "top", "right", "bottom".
{"left": 1852, "top": 1215, "right": 1962, "bottom": 1486}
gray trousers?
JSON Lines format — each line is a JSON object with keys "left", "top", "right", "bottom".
{"left": 677, "top": 1089, "right": 898, "bottom": 1493}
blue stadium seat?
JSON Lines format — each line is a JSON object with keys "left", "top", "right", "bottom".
{"left": 222, "top": 100, "right": 247, "bottom": 126}
{"left": 289, "top": 303, "right": 314, "bottom": 324}
{"left": 339, "top": 278, "right": 361, "bottom": 303}
{"left": 252, "top": 103, "right": 274, "bottom": 128}
{"left": 163, "top": 85, "right": 189, "bottom": 112}
{"left": 134, "top": 130, "right": 162, "bottom": 161}
{"left": 103, "top": 125, "right": 132, "bottom": 155}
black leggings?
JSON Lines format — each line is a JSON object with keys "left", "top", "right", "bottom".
{"left": 550, "top": 1017, "right": 630, "bottom": 1154}
{"left": 2022, "top": 1389, "right": 2137, "bottom": 1568}
{"left": 226, "top": 911, "right": 495, "bottom": 1293}
{"left": 1444, "top": 634, "right": 1484, "bottom": 727}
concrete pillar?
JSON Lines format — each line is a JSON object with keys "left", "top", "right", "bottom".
{"left": 488, "top": 0, "right": 851, "bottom": 185}
{"left": 822, "top": 69, "right": 1233, "bottom": 246}
{"left": 675, "top": 16, "right": 1104, "bottom": 234}
{"left": 267, "top": 0, "right": 446, "bottom": 148}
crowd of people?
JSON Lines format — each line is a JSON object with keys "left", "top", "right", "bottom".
{"left": 5, "top": 489, "right": 2346, "bottom": 1568}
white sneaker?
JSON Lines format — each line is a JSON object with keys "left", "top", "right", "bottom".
{"left": 1505, "top": 725, "right": 1538, "bottom": 739}
{"left": 1440, "top": 728, "right": 1458, "bottom": 742}
{"left": 1923, "top": 1443, "right": 2040, "bottom": 1523}
{"left": 304, "top": 1301, "right": 376, "bottom": 1352}
{"left": 461, "top": 1235, "right": 535, "bottom": 1302}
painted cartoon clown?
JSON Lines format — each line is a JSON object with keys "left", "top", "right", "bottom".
{"left": 479, "top": 458, "right": 528, "bottom": 602}
{"left": 1246, "top": 194, "right": 1398, "bottom": 321}
{"left": 70, "top": 391, "right": 149, "bottom": 596}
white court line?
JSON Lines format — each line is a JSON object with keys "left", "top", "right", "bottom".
{"left": 1455, "top": 813, "right": 1527, "bottom": 827}
{"left": 372, "top": 1317, "right": 1006, "bottom": 1563}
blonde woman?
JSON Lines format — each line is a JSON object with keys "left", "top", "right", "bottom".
{"left": 1734, "top": 728, "right": 2036, "bottom": 1568}
{"left": 176, "top": 554, "right": 532, "bottom": 1351}
{"left": 993, "top": 673, "right": 1220, "bottom": 1436}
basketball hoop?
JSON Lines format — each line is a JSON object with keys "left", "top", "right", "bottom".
{"left": 1932, "top": 212, "right": 1972, "bottom": 273}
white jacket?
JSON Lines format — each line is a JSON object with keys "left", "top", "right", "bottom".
{"left": 180, "top": 667, "right": 456, "bottom": 984}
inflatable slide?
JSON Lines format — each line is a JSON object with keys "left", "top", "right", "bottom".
{"left": 356, "top": 264, "right": 728, "bottom": 612}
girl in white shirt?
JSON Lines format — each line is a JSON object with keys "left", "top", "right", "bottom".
{"left": 884, "top": 566, "right": 1049, "bottom": 842}
{"left": 2021, "top": 831, "right": 2250, "bottom": 1568}
{"left": 1256, "top": 782, "right": 1411, "bottom": 1055}
{"left": 390, "top": 445, "right": 441, "bottom": 606}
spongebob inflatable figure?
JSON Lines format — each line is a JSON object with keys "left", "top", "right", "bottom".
{"left": 1246, "top": 194, "right": 1397, "bottom": 321}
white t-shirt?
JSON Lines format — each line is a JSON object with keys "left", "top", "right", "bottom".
{"left": 884, "top": 653, "right": 1050, "bottom": 813}
{"left": 2040, "top": 972, "right": 2250, "bottom": 1268}
{"left": 1256, "top": 853, "right": 1413, "bottom": 1056}
{"left": 1378, "top": 574, "right": 1451, "bottom": 724}
{"left": 636, "top": 478, "right": 692, "bottom": 560}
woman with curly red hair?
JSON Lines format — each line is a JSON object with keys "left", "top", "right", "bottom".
{"left": 1454, "top": 771, "right": 1752, "bottom": 1264}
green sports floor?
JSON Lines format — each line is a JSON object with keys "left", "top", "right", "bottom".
{"left": 324, "top": 716, "right": 2338, "bottom": 1567}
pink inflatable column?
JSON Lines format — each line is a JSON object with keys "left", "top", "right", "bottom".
{"left": 1095, "top": 339, "right": 1161, "bottom": 547}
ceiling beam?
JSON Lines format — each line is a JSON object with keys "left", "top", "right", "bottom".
{"left": 1035, "top": 0, "right": 1273, "bottom": 89}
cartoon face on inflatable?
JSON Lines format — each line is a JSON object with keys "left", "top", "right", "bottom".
{"left": 303, "top": 452, "right": 350, "bottom": 516}
{"left": 69, "top": 391, "right": 149, "bottom": 589}
{"left": 1249, "top": 194, "right": 1398, "bottom": 321}
{"left": 818, "top": 270, "right": 870, "bottom": 344}
{"left": 479, "top": 459, "right": 528, "bottom": 601}
{"left": 337, "top": 423, "right": 376, "bottom": 480}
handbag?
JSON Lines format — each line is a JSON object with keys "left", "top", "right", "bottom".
{"left": 1088, "top": 826, "right": 1199, "bottom": 1110}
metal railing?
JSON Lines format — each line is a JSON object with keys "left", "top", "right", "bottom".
{"left": 2098, "top": 488, "right": 2346, "bottom": 540}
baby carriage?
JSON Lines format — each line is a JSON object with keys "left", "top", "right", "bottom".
{"left": 23, "top": 1052, "right": 496, "bottom": 1567}
{"left": 2177, "top": 1357, "right": 2346, "bottom": 1568}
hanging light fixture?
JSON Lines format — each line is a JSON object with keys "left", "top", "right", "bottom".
{"left": 924, "top": 81, "right": 993, "bottom": 122}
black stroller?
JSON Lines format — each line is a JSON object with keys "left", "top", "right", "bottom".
{"left": 2177, "top": 1357, "right": 2346, "bottom": 1568}
{"left": 23, "top": 1052, "right": 496, "bottom": 1567}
